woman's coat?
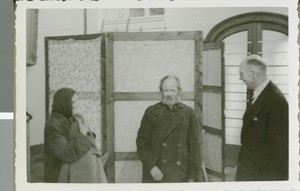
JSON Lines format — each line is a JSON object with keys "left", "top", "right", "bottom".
{"left": 44, "top": 112, "right": 93, "bottom": 182}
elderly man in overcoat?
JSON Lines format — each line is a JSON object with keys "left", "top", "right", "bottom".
{"left": 136, "top": 75, "right": 204, "bottom": 183}
{"left": 236, "top": 55, "right": 288, "bottom": 181}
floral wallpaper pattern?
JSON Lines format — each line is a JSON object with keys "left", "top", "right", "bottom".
{"left": 48, "top": 37, "right": 102, "bottom": 148}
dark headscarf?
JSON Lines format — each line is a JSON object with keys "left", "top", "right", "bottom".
{"left": 52, "top": 88, "right": 76, "bottom": 118}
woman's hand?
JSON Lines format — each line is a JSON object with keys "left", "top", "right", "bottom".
{"left": 79, "top": 122, "right": 89, "bottom": 135}
{"left": 73, "top": 113, "right": 89, "bottom": 135}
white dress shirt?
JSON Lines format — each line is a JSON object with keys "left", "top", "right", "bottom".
{"left": 251, "top": 78, "right": 270, "bottom": 104}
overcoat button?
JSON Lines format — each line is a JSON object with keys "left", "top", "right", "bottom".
{"left": 178, "top": 143, "right": 182, "bottom": 147}
{"left": 162, "top": 142, "right": 167, "bottom": 147}
{"left": 162, "top": 159, "right": 167, "bottom": 164}
{"left": 176, "top": 161, "right": 181, "bottom": 165}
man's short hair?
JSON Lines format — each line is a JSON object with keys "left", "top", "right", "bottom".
{"left": 243, "top": 54, "right": 267, "bottom": 73}
{"left": 159, "top": 75, "right": 182, "bottom": 92}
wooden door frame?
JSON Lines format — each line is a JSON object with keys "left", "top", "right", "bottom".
{"left": 104, "top": 31, "right": 203, "bottom": 182}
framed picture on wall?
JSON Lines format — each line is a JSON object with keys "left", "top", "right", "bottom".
{"left": 26, "top": 9, "right": 38, "bottom": 66}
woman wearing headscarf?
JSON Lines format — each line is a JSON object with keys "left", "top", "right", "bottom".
{"left": 44, "top": 88, "right": 107, "bottom": 183}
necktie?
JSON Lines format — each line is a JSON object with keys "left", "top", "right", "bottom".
{"left": 250, "top": 97, "right": 255, "bottom": 104}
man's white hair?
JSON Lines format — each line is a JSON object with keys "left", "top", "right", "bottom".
{"left": 243, "top": 54, "right": 267, "bottom": 73}
{"left": 159, "top": 75, "right": 182, "bottom": 92}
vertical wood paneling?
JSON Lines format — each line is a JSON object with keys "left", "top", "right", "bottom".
{"left": 195, "top": 31, "right": 203, "bottom": 138}
{"left": 203, "top": 132, "right": 222, "bottom": 171}
{"left": 223, "top": 32, "right": 248, "bottom": 145}
{"left": 203, "top": 50, "right": 222, "bottom": 86}
{"left": 203, "top": 43, "right": 225, "bottom": 181}
{"left": 45, "top": 38, "right": 50, "bottom": 120}
{"left": 203, "top": 92, "right": 222, "bottom": 129}
{"left": 105, "top": 32, "right": 115, "bottom": 183}
{"left": 101, "top": 34, "right": 107, "bottom": 154}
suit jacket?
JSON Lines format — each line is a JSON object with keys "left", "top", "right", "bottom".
{"left": 136, "top": 102, "right": 203, "bottom": 183}
{"left": 237, "top": 81, "right": 288, "bottom": 180}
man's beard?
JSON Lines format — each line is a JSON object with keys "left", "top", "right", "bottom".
{"left": 162, "top": 95, "right": 180, "bottom": 106}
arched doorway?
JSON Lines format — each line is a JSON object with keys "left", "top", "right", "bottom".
{"left": 205, "top": 12, "right": 288, "bottom": 181}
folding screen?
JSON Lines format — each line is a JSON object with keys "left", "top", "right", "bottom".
{"left": 45, "top": 32, "right": 225, "bottom": 183}
{"left": 202, "top": 43, "right": 225, "bottom": 181}
{"left": 104, "top": 32, "right": 202, "bottom": 182}
{"left": 45, "top": 34, "right": 104, "bottom": 149}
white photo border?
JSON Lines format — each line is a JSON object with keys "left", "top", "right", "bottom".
{"left": 15, "top": 0, "right": 300, "bottom": 191}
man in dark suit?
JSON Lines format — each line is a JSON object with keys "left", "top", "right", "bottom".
{"left": 235, "top": 54, "right": 288, "bottom": 181}
{"left": 136, "top": 75, "right": 204, "bottom": 183}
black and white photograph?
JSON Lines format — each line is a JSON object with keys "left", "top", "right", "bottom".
{"left": 15, "top": 1, "right": 299, "bottom": 190}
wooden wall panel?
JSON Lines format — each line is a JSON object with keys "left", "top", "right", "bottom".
{"left": 115, "top": 161, "right": 142, "bottom": 183}
{"left": 225, "top": 84, "right": 247, "bottom": 93}
{"left": 203, "top": 92, "right": 222, "bottom": 129}
{"left": 225, "top": 119, "right": 243, "bottom": 128}
{"left": 268, "top": 76, "right": 288, "bottom": 85}
{"left": 225, "top": 127, "right": 242, "bottom": 137}
{"left": 114, "top": 101, "right": 157, "bottom": 152}
{"left": 202, "top": 49, "right": 222, "bottom": 86}
{"left": 225, "top": 110, "right": 244, "bottom": 119}
{"left": 225, "top": 93, "right": 247, "bottom": 101}
{"left": 203, "top": 132, "right": 222, "bottom": 172}
{"left": 267, "top": 66, "right": 289, "bottom": 75}
{"left": 225, "top": 101, "right": 246, "bottom": 110}
{"left": 225, "top": 75, "right": 244, "bottom": 84}
{"left": 113, "top": 40, "right": 195, "bottom": 92}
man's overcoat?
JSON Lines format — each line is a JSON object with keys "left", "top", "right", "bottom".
{"left": 136, "top": 102, "right": 203, "bottom": 182}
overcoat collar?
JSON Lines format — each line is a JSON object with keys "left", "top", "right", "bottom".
{"left": 154, "top": 102, "right": 186, "bottom": 139}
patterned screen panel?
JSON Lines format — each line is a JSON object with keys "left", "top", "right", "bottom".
{"left": 47, "top": 37, "right": 102, "bottom": 148}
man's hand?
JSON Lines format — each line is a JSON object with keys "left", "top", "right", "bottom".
{"left": 150, "top": 166, "right": 164, "bottom": 181}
